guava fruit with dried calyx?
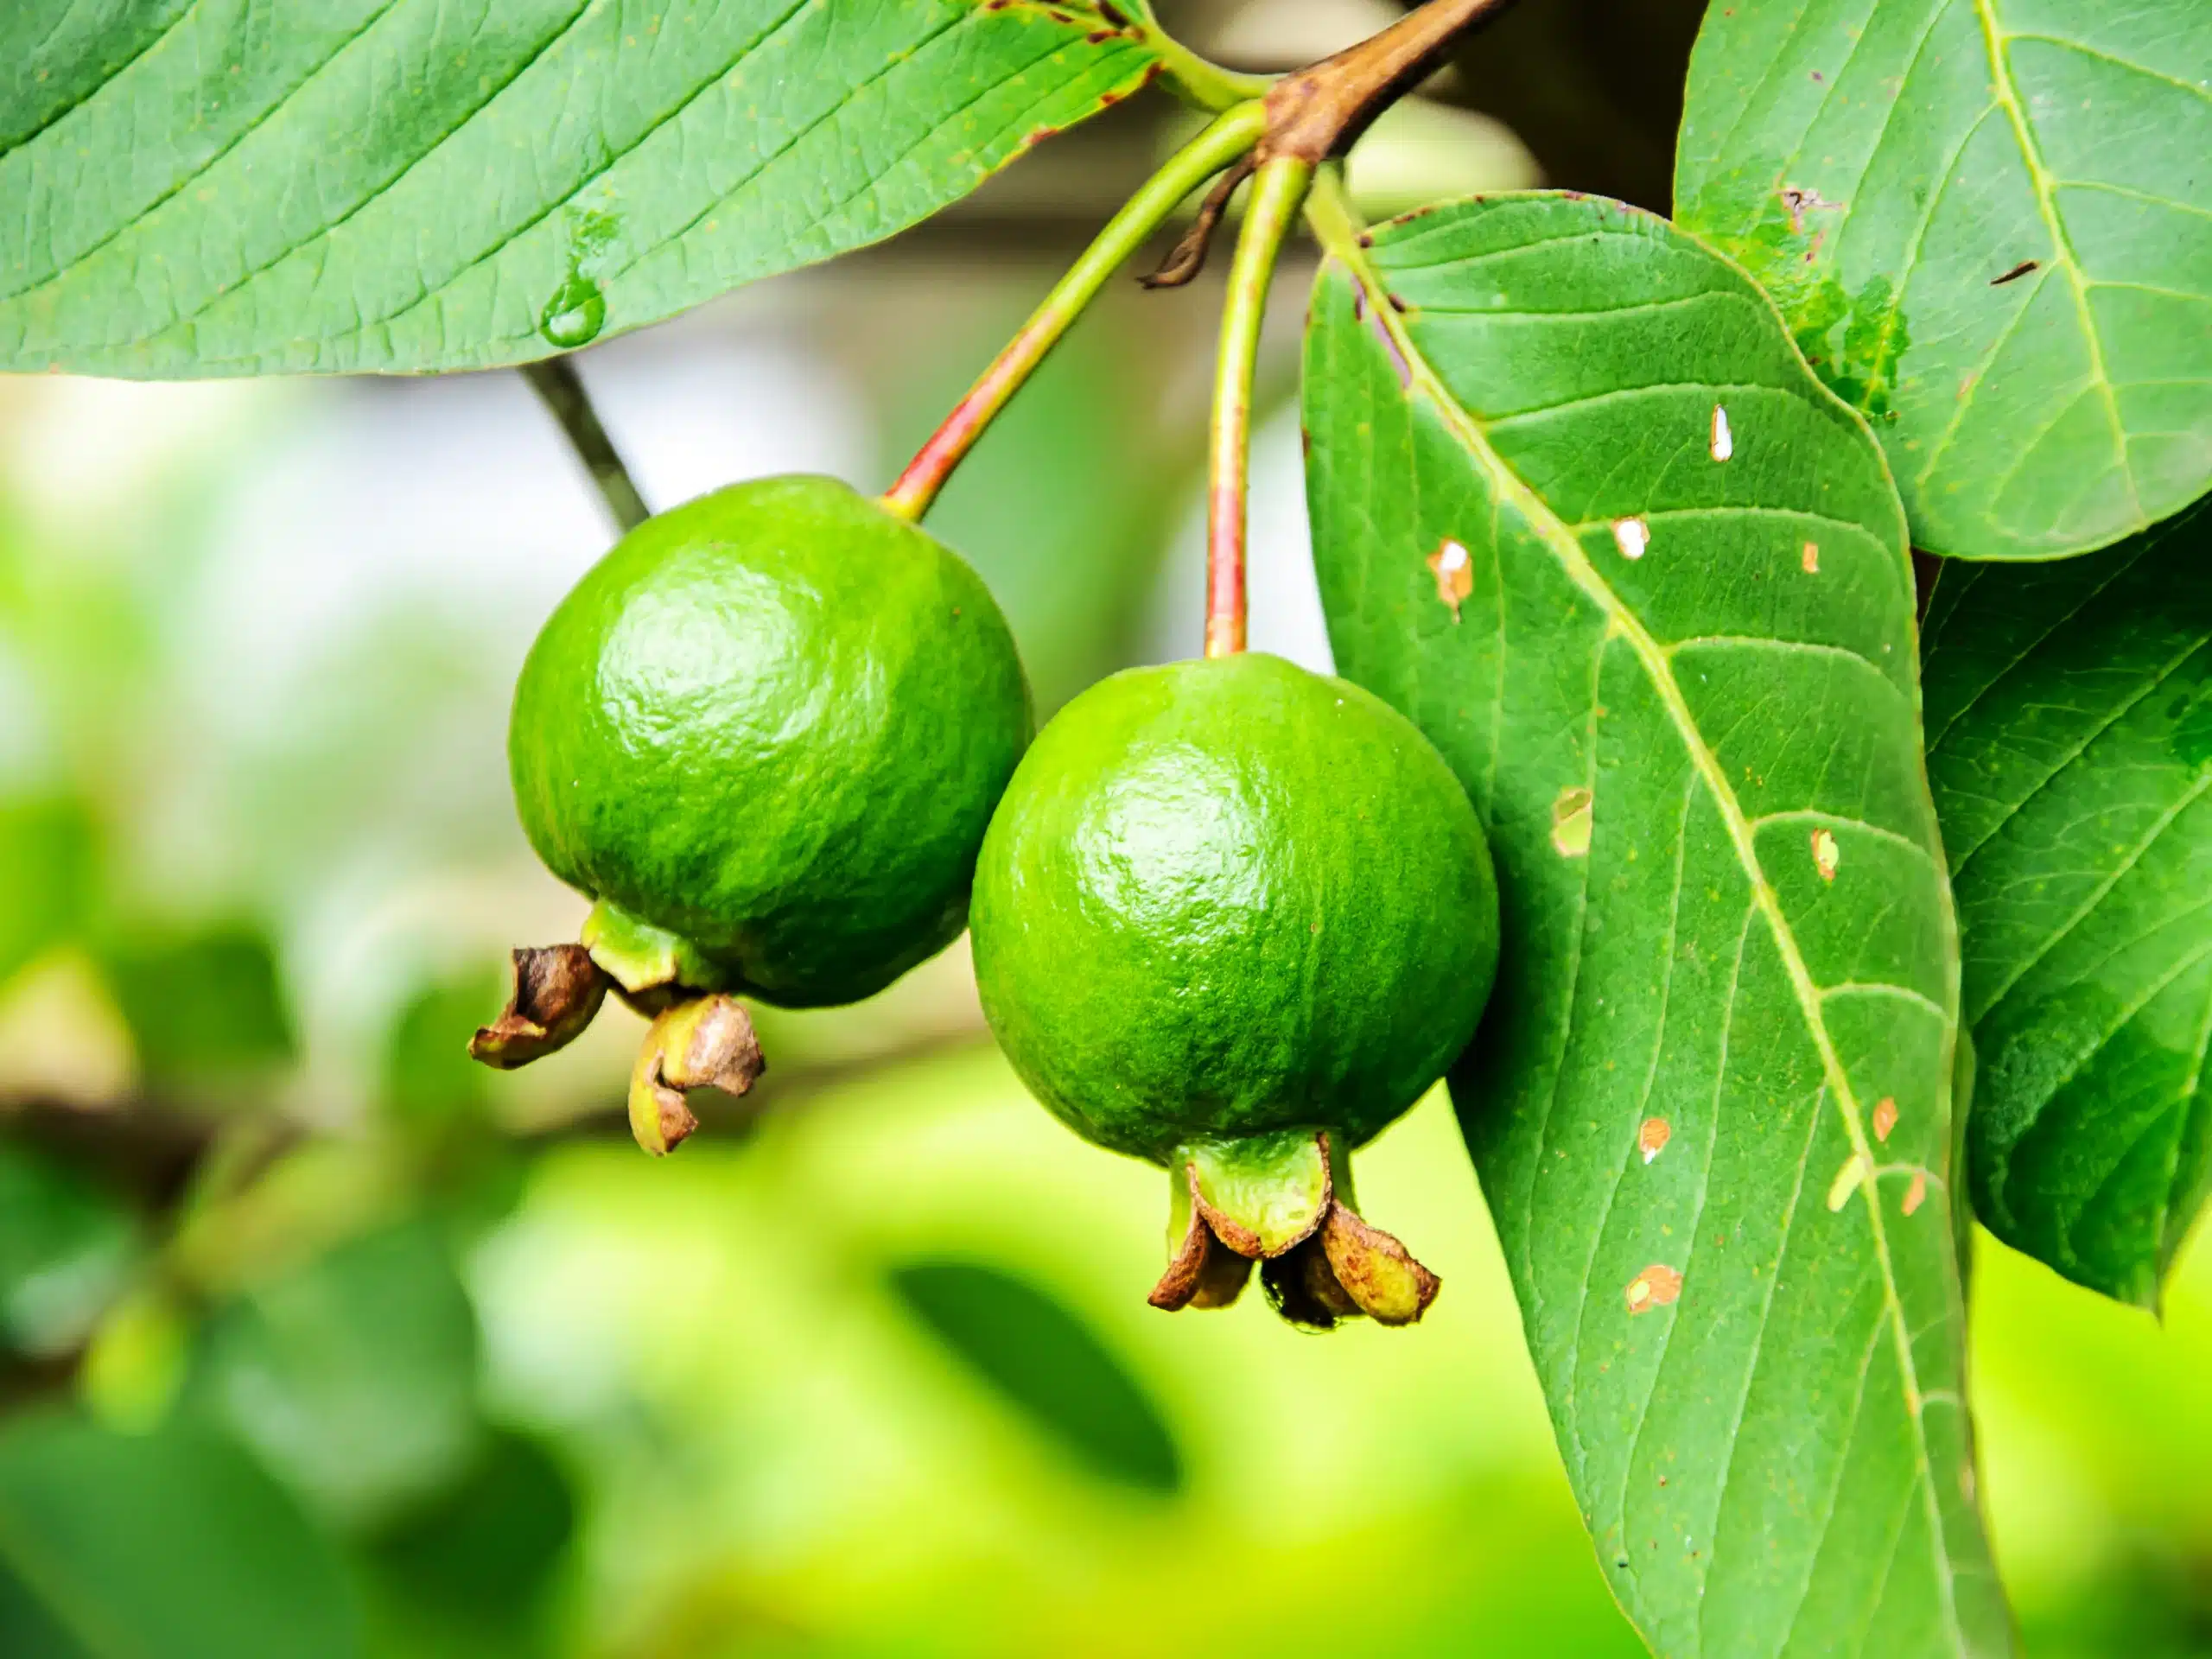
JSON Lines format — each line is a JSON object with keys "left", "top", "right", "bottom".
{"left": 473, "top": 474, "right": 1033, "bottom": 1154}
{"left": 970, "top": 652, "right": 1499, "bottom": 1328}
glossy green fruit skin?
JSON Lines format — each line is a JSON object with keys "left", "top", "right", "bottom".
{"left": 972, "top": 652, "right": 1499, "bottom": 1163}
{"left": 512, "top": 475, "right": 1031, "bottom": 1007}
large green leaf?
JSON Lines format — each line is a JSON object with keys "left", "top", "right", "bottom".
{"left": 99, "top": 922, "right": 296, "bottom": 1099}
{"left": 184, "top": 1220, "right": 483, "bottom": 1528}
{"left": 0, "top": 1412, "right": 360, "bottom": 1658}
{"left": 1302, "top": 189, "right": 2006, "bottom": 1655}
{"left": 0, "top": 1140, "right": 138, "bottom": 1359}
{"left": 1674, "top": 0, "right": 2212, "bottom": 562}
{"left": 0, "top": 0, "right": 1167, "bottom": 377}
{"left": 1923, "top": 499, "right": 2212, "bottom": 1305}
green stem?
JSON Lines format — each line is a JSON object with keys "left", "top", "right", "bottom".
{"left": 1205, "top": 155, "right": 1313, "bottom": 659}
{"left": 1128, "top": 3, "right": 1276, "bottom": 112}
{"left": 880, "top": 99, "right": 1268, "bottom": 524}
{"left": 522, "top": 358, "right": 650, "bottom": 534}
{"left": 1302, "top": 164, "right": 1370, "bottom": 271}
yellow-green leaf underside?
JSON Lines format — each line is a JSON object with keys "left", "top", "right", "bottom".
{"left": 1302, "top": 190, "right": 2008, "bottom": 1656}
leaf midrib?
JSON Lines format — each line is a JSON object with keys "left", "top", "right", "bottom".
{"left": 1308, "top": 181, "right": 1969, "bottom": 1647}
{"left": 1968, "top": 0, "right": 2142, "bottom": 521}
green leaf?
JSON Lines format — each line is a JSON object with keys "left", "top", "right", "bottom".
{"left": 1302, "top": 190, "right": 2005, "bottom": 1654}
{"left": 362, "top": 1428, "right": 575, "bottom": 1659}
{"left": 381, "top": 970, "right": 499, "bottom": 1132}
{"left": 0, "top": 1140, "right": 138, "bottom": 1358}
{"left": 99, "top": 923, "right": 296, "bottom": 1097}
{"left": 1675, "top": 0, "right": 2212, "bottom": 561}
{"left": 183, "top": 1220, "right": 483, "bottom": 1529}
{"left": 887, "top": 1257, "right": 1182, "bottom": 1495}
{"left": 0, "top": 1412, "right": 361, "bottom": 1659}
{"left": 1923, "top": 499, "right": 2212, "bottom": 1305}
{"left": 0, "top": 0, "right": 1167, "bottom": 378}
{"left": 0, "top": 798, "right": 96, "bottom": 992}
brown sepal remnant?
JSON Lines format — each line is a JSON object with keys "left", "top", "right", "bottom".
{"left": 470, "top": 945, "right": 609, "bottom": 1070}
{"left": 1140, "top": 153, "right": 1259, "bottom": 290}
{"left": 628, "top": 995, "right": 766, "bottom": 1157}
{"left": 1148, "top": 1187, "right": 1257, "bottom": 1311}
{"left": 1317, "top": 1201, "right": 1440, "bottom": 1325}
{"left": 1149, "top": 1133, "right": 1440, "bottom": 1329}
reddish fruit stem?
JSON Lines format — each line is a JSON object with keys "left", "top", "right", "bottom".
{"left": 880, "top": 102, "right": 1268, "bottom": 524}
{"left": 1205, "top": 156, "right": 1313, "bottom": 659}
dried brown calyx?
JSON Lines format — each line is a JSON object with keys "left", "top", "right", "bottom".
{"left": 627, "top": 994, "right": 766, "bottom": 1156}
{"left": 472, "top": 900, "right": 765, "bottom": 1155}
{"left": 471, "top": 945, "right": 609, "bottom": 1069}
{"left": 1147, "top": 1128, "right": 1440, "bottom": 1330}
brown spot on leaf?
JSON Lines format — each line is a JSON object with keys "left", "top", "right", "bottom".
{"left": 1811, "top": 827, "right": 1840, "bottom": 881}
{"left": 1990, "top": 259, "right": 2039, "bottom": 286}
{"left": 1552, "top": 786, "right": 1594, "bottom": 857}
{"left": 1903, "top": 1171, "right": 1929, "bottom": 1217}
{"left": 1624, "top": 1264, "right": 1682, "bottom": 1313}
{"left": 1778, "top": 185, "right": 1840, "bottom": 235}
{"left": 1873, "top": 1096, "right": 1898, "bottom": 1142}
{"left": 1802, "top": 540, "right": 1821, "bottom": 574}
{"left": 1638, "top": 1117, "right": 1670, "bottom": 1164}
{"left": 1427, "top": 538, "right": 1473, "bottom": 620}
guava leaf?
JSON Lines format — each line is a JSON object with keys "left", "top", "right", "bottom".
{"left": 183, "top": 1220, "right": 484, "bottom": 1529}
{"left": 99, "top": 923, "right": 296, "bottom": 1097}
{"left": 1303, "top": 191, "right": 2007, "bottom": 1655}
{"left": 887, "top": 1257, "right": 1182, "bottom": 1495}
{"left": 1674, "top": 0, "right": 2212, "bottom": 562}
{"left": 1923, "top": 499, "right": 2212, "bottom": 1306}
{"left": 0, "top": 1412, "right": 361, "bottom": 1658}
{"left": 0, "top": 0, "right": 1166, "bottom": 378}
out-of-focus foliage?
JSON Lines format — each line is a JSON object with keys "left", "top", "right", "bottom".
{"left": 0, "top": 1412, "right": 360, "bottom": 1657}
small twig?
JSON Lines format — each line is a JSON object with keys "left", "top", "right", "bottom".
{"left": 1205, "top": 156, "right": 1314, "bottom": 659}
{"left": 1140, "top": 153, "right": 1258, "bottom": 289}
{"left": 523, "top": 358, "right": 650, "bottom": 535}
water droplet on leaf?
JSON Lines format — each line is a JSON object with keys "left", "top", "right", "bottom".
{"left": 539, "top": 272, "right": 606, "bottom": 348}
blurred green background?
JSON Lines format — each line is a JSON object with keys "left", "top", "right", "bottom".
{"left": 0, "top": 3, "right": 2206, "bottom": 1654}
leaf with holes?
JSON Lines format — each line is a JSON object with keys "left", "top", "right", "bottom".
{"left": 1923, "top": 499, "right": 2212, "bottom": 1306}
{"left": 0, "top": 0, "right": 1172, "bottom": 377}
{"left": 1303, "top": 189, "right": 2008, "bottom": 1655}
{"left": 1674, "top": 0, "right": 2212, "bottom": 561}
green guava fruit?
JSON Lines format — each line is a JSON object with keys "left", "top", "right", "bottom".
{"left": 475, "top": 474, "right": 1031, "bottom": 1153}
{"left": 970, "top": 652, "right": 1498, "bottom": 1327}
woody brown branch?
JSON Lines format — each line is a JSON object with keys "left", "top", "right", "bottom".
{"left": 1257, "top": 0, "right": 1521, "bottom": 164}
